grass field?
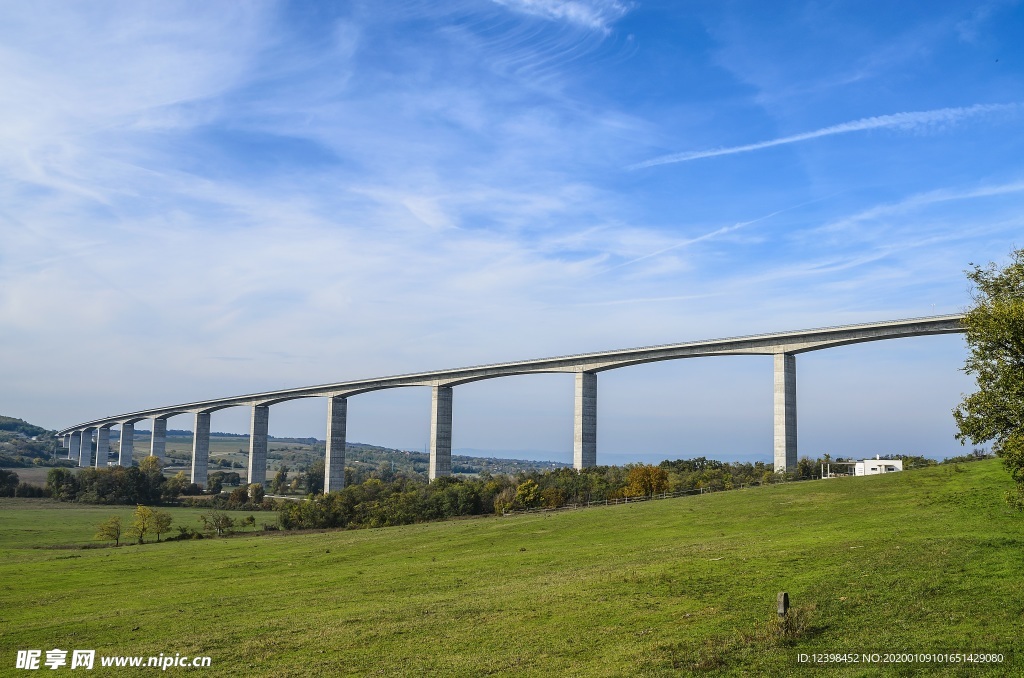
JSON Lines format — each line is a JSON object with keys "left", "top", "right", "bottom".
{"left": 1, "top": 460, "right": 1022, "bottom": 676}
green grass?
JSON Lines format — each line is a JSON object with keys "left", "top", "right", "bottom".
{"left": 1, "top": 461, "right": 1022, "bottom": 676}
{"left": 0, "top": 501, "right": 240, "bottom": 549}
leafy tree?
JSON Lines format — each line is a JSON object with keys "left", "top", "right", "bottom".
{"left": 130, "top": 505, "right": 155, "bottom": 544}
{"left": 213, "top": 471, "right": 241, "bottom": 486}
{"left": 46, "top": 468, "right": 79, "bottom": 501}
{"left": 953, "top": 248, "right": 1024, "bottom": 509}
{"left": 228, "top": 487, "right": 249, "bottom": 506}
{"left": 139, "top": 455, "right": 162, "bottom": 473}
{"left": 539, "top": 486, "right": 566, "bottom": 508}
{"left": 207, "top": 474, "right": 223, "bottom": 494}
{"left": 304, "top": 460, "right": 325, "bottom": 495}
{"left": 199, "top": 511, "right": 235, "bottom": 536}
{"left": 153, "top": 510, "right": 173, "bottom": 542}
{"left": 271, "top": 465, "right": 289, "bottom": 494}
{"left": 795, "top": 457, "right": 816, "bottom": 480}
{"left": 493, "top": 486, "right": 516, "bottom": 514}
{"left": 0, "top": 469, "right": 18, "bottom": 497}
{"left": 248, "top": 482, "right": 265, "bottom": 504}
{"left": 163, "top": 471, "right": 190, "bottom": 500}
{"left": 624, "top": 464, "right": 669, "bottom": 497}
{"left": 513, "top": 479, "right": 540, "bottom": 509}
{"left": 95, "top": 516, "right": 123, "bottom": 546}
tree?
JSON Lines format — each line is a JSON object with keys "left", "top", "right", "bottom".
{"left": 207, "top": 474, "right": 223, "bottom": 494}
{"left": 953, "top": 248, "right": 1024, "bottom": 509}
{"left": 248, "top": 482, "right": 265, "bottom": 504}
{"left": 493, "top": 486, "right": 516, "bottom": 514}
{"left": 130, "top": 505, "right": 155, "bottom": 544}
{"left": 163, "top": 471, "right": 190, "bottom": 500}
{"left": 0, "top": 469, "right": 21, "bottom": 497}
{"left": 795, "top": 457, "right": 816, "bottom": 480}
{"left": 304, "top": 460, "right": 325, "bottom": 495}
{"left": 199, "top": 511, "right": 235, "bottom": 536}
{"left": 139, "top": 455, "right": 161, "bottom": 473}
{"left": 513, "top": 479, "right": 540, "bottom": 509}
{"left": 624, "top": 464, "right": 669, "bottom": 497}
{"left": 153, "top": 510, "right": 173, "bottom": 542}
{"left": 228, "top": 487, "right": 249, "bottom": 506}
{"left": 271, "top": 465, "right": 289, "bottom": 494}
{"left": 46, "top": 468, "right": 79, "bottom": 501}
{"left": 95, "top": 516, "right": 123, "bottom": 546}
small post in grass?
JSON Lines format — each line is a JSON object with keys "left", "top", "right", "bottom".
{"left": 777, "top": 592, "right": 789, "bottom": 618}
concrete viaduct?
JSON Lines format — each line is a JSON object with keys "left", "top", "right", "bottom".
{"left": 57, "top": 314, "right": 964, "bottom": 492}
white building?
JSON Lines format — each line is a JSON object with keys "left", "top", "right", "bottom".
{"left": 855, "top": 456, "right": 903, "bottom": 476}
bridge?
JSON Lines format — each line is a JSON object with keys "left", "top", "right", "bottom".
{"left": 57, "top": 314, "right": 965, "bottom": 491}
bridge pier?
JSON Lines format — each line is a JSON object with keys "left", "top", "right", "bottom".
{"left": 191, "top": 412, "right": 210, "bottom": 488}
{"left": 574, "top": 372, "right": 597, "bottom": 470}
{"left": 119, "top": 422, "right": 134, "bottom": 467}
{"left": 429, "top": 385, "right": 452, "bottom": 480}
{"left": 151, "top": 417, "right": 167, "bottom": 461}
{"left": 95, "top": 426, "right": 111, "bottom": 468}
{"left": 325, "top": 396, "right": 347, "bottom": 493}
{"left": 773, "top": 353, "right": 797, "bottom": 473}
{"left": 69, "top": 431, "right": 81, "bottom": 462}
{"left": 248, "top": 405, "right": 269, "bottom": 486}
{"left": 79, "top": 429, "right": 93, "bottom": 467}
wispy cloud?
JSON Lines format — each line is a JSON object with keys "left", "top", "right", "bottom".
{"left": 630, "top": 102, "right": 1023, "bottom": 169}
{"left": 491, "top": 0, "right": 631, "bottom": 33}
{"left": 595, "top": 194, "right": 837, "bottom": 276}
{"left": 817, "top": 179, "right": 1024, "bottom": 234}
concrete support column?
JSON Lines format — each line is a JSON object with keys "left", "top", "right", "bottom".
{"left": 324, "top": 396, "right": 347, "bottom": 493}
{"left": 69, "top": 431, "right": 81, "bottom": 462}
{"left": 429, "top": 385, "right": 453, "bottom": 480}
{"left": 79, "top": 429, "right": 93, "bottom": 468}
{"left": 773, "top": 353, "right": 798, "bottom": 473}
{"left": 95, "top": 426, "right": 111, "bottom": 468}
{"left": 191, "top": 412, "right": 210, "bottom": 488}
{"left": 248, "top": 405, "right": 269, "bottom": 486}
{"left": 119, "top": 423, "right": 134, "bottom": 467}
{"left": 150, "top": 417, "right": 167, "bottom": 461}
{"left": 63, "top": 434, "right": 70, "bottom": 450}
{"left": 573, "top": 371, "right": 597, "bottom": 470}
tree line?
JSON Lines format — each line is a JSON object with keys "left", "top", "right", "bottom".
{"left": 276, "top": 455, "right": 908, "bottom": 531}
{"left": 45, "top": 457, "right": 200, "bottom": 504}
{"left": 94, "top": 505, "right": 259, "bottom": 545}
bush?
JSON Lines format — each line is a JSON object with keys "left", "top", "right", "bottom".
{"left": 14, "top": 482, "right": 47, "bottom": 498}
{"left": 171, "top": 525, "right": 204, "bottom": 540}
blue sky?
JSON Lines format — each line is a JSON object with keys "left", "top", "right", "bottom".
{"left": 2, "top": 0, "right": 1021, "bottom": 463}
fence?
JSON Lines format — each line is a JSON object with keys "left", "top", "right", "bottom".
{"left": 501, "top": 483, "right": 773, "bottom": 517}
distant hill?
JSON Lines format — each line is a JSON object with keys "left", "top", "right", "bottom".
{"left": 0, "top": 416, "right": 49, "bottom": 438}
{"left": 2, "top": 415, "right": 564, "bottom": 475}
{"left": 165, "top": 429, "right": 318, "bottom": 444}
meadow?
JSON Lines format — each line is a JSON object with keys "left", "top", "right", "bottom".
{"left": 1, "top": 460, "right": 1021, "bottom": 676}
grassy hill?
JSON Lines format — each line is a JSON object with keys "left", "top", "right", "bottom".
{"left": 1, "top": 459, "right": 1021, "bottom": 675}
